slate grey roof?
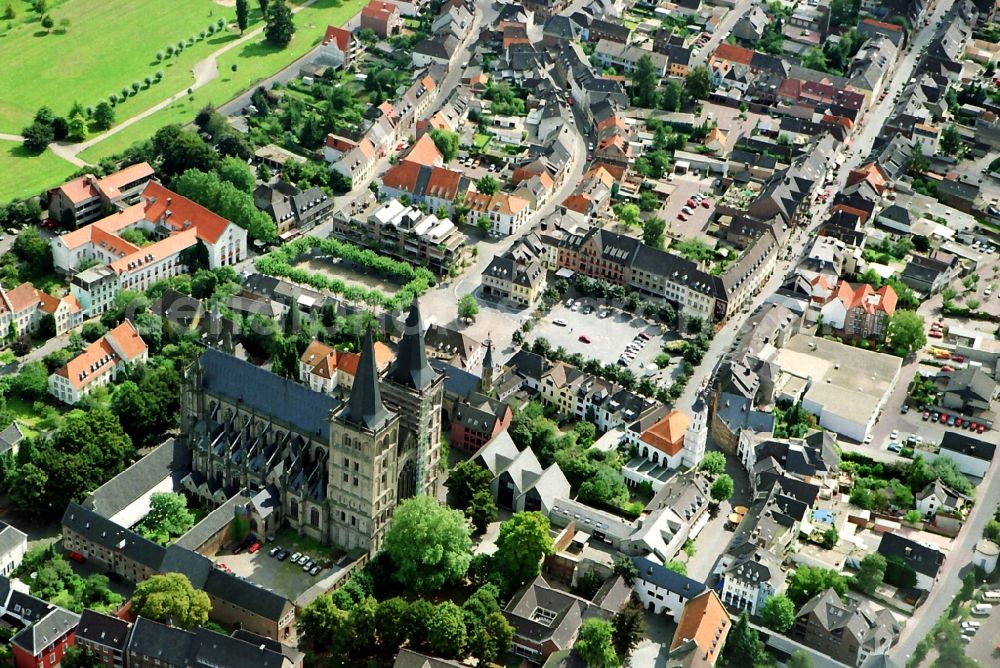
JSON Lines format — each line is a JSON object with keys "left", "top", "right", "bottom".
{"left": 0, "top": 422, "right": 23, "bottom": 457}
{"left": 504, "top": 575, "right": 617, "bottom": 651}
{"left": 85, "top": 438, "right": 191, "bottom": 519}
{"left": 204, "top": 568, "right": 290, "bottom": 621}
{"left": 188, "top": 627, "right": 288, "bottom": 668}
{"left": 429, "top": 358, "right": 481, "bottom": 400}
{"left": 388, "top": 297, "right": 437, "bottom": 391}
{"left": 231, "top": 629, "right": 306, "bottom": 667}
{"left": 127, "top": 617, "right": 196, "bottom": 665}
{"left": 878, "top": 532, "right": 943, "bottom": 578}
{"left": 10, "top": 606, "right": 80, "bottom": 656}
{"left": 339, "top": 328, "right": 394, "bottom": 431}
{"left": 0, "top": 521, "right": 26, "bottom": 557}
{"left": 939, "top": 431, "right": 996, "bottom": 463}
{"left": 197, "top": 348, "right": 340, "bottom": 441}
{"left": 632, "top": 556, "right": 707, "bottom": 597}
{"left": 75, "top": 609, "right": 130, "bottom": 652}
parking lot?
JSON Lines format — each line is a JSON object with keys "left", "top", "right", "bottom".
{"left": 529, "top": 298, "right": 666, "bottom": 373}
{"left": 963, "top": 595, "right": 1000, "bottom": 664}
{"left": 209, "top": 531, "right": 334, "bottom": 601}
{"left": 661, "top": 176, "right": 717, "bottom": 241}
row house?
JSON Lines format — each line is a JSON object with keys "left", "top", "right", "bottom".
{"left": 298, "top": 338, "right": 394, "bottom": 395}
{"left": 48, "top": 320, "right": 148, "bottom": 405}
{"left": 360, "top": 0, "right": 402, "bottom": 37}
{"left": 326, "top": 136, "right": 379, "bottom": 188}
{"left": 790, "top": 589, "right": 899, "bottom": 667}
{"left": 62, "top": 504, "right": 297, "bottom": 642}
{"left": 818, "top": 280, "right": 897, "bottom": 342}
{"left": 48, "top": 162, "right": 155, "bottom": 228}
{"left": 0, "top": 281, "right": 82, "bottom": 344}
{"left": 481, "top": 234, "right": 547, "bottom": 306}
{"left": 254, "top": 182, "right": 334, "bottom": 237}
{"left": 335, "top": 199, "right": 467, "bottom": 275}
{"left": 318, "top": 25, "right": 356, "bottom": 69}
{"left": 379, "top": 160, "right": 464, "bottom": 215}
{"left": 594, "top": 40, "right": 668, "bottom": 76}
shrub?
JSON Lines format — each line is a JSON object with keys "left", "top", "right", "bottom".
{"left": 121, "top": 87, "right": 130, "bottom": 98}
{"left": 156, "top": 50, "right": 164, "bottom": 61}
{"left": 109, "top": 93, "right": 119, "bottom": 105}
{"left": 143, "top": 76, "right": 152, "bottom": 87}
{"left": 131, "top": 81, "right": 141, "bottom": 92}
{"left": 165, "top": 45, "right": 174, "bottom": 56}
{"left": 155, "top": 70, "right": 164, "bottom": 80}
{"left": 199, "top": 30, "right": 206, "bottom": 38}
{"left": 217, "top": 17, "right": 225, "bottom": 28}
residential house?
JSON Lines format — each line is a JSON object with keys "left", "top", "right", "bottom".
{"left": 299, "top": 338, "right": 394, "bottom": 395}
{"left": 932, "top": 431, "right": 996, "bottom": 478}
{"left": 379, "top": 161, "right": 463, "bottom": 215}
{"left": 361, "top": 0, "right": 402, "bottom": 34}
{"left": 425, "top": 323, "right": 484, "bottom": 371}
{"left": 588, "top": 18, "right": 630, "bottom": 44}
{"left": 254, "top": 182, "right": 334, "bottom": 236}
{"left": 333, "top": 199, "right": 467, "bottom": 275}
{"left": 48, "top": 320, "right": 148, "bottom": 405}
{"left": 732, "top": 6, "right": 769, "bottom": 44}
{"left": 48, "top": 162, "right": 155, "bottom": 227}
{"left": 0, "top": 423, "right": 24, "bottom": 458}
{"left": 595, "top": 40, "right": 668, "bottom": 76}
{"left": 74, "top": 610, "right": 130, "bottom": 668}
{"left": 900, "top": 255, "right": 952, "bottom": 295}
{"left": 36, "top": 292, "right": 83, "bottom": 336}
{"left": 916, "top": 480, "right": 969, "bottom": 518}
{"left": 412, "top": 34, "right": 460, "bottom": 67}
{"left": 481, "top": 246, "right": 546, "bottom": 307}
{"left": 465, "top": 192, "right": 531, "bottom": 237}
{"left": 326, "top": 136, "right": 379, "bottom": 188}
{"left": 474, "top": 432, "right": 570, "bottom": 513}
{"left": 668, "top": 590, "right": 731, "bottom": 667}
{"left": 940, "top": 366, "right": 995, "bottom": 416}
{"left": 877, "top": 532, "right": 944, "bottom": 591}
{"left": 318, "top": 25, "right": 354, "bottom": 68}
{"left": 936, "top": 177, "right": 982, "bottom": 215}
{"left": 818, "top": 281, "right": 897, "bottom": 341}
{"left": 11, "top": 603, "right": 78, "bottom": 668}
{"left": 0, "top": 521, "right": 27, "bottom": 578}
{"left": 790, "top": 588, "right": 900, "bottom": 667}
{"left": 503, "top": 574, "right": 629, "bottom": 664}
{"left": 719, "top": 549, "right": 784, "bottom": 615}
{"left": 631, "top": 556, "right": 707, "bottom": 620}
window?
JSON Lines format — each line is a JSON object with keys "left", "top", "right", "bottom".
{"left": 310, "top": 508, "right": 320, "bottom": 527}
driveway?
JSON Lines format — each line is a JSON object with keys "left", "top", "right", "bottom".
{"left": 211, "top": 540, "right": 325, "bottom": 602}
{"left": 627, "top": 608, "right": 678, "bottom": 668}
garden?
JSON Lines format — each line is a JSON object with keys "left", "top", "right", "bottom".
{"left": 254, "top": 236, "right": 436, "bottom": 312}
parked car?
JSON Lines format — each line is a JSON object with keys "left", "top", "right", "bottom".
{"left": 888, "top": 443, "right": 902, "bottom": 453}
{"left": 922, "top": 411, "right": 930, "bottom": 420}
{"left": 269, "top": 546, "right": 281, "bottom": 557}
{"left": 554, "top": 318, "right": 567, "bottom": 326}
{"left": 564, "top": 298, "right": 574, "bottom": 308}
{"left": 939, "top": 413, "right": 948, "bottom": 423}
{"left": 290, "top": 552, "right": 302, "bottom": 563}
{"left": 929, "top": 331, "right": 943, "bottom": 338}
{"left": 578, "top": 335, "right": 591, "bottom": 343}
{"left": 309, "top": 565, "right": 321, "bottom": 576}
{"left": 701, "top": 200, "right": 710, "bottom": 208}
{"left": 955, "top": 417, "right": 964, "bottom": 427}
{"left": 890, "top": 430, "right": 899, "bottom": 441}
{"left": 302, "top": 560, "right": 314, "bottom": 572}
{"left": 952, "top": 355, "right": 965, "bottom": 363}
{"left": 972, "top": 603, "right": 993, "bottom": 616}
{"left": 947, "top": 415, "right": 956, "bottom": 426}
{"left": 900, "top": 404, "right": 909, "bottom": 414}
{"left": 682, "top": 206, "right": 694, "bottom": 215}
{"left": 678, "top": 213, "right": 687, "bottom": 221}
{"left": 941, "top": 365, "right": 955, "bottom": 372}
{"left": 67, "top": 552, "right": 85, "bottom": 564}
{"left": 277, "top": 549, "right": 290, "bottom": 561}
{"left": 248, "top": 541, "right": 261, "bottom": 554}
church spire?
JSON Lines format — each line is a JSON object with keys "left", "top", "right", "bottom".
{"left": 341, "top": 326, "right": 391, "bottom": 431}
{"left": 387, "top": 296, "right": 435, "bottom": 390}
{"left": 479, "top": 337, "right": 495, "bottom": 395}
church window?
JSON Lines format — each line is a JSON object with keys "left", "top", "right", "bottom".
{"left": 310, "top": 508, "right": 320, "bottom": 527}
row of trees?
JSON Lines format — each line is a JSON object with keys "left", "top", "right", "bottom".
{"left": 15, "top": 545, "right": 123, "bottom": 614}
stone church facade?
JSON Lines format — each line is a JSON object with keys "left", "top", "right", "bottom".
{"left": 179, "top": 299, "right": 444, "bottom": 554}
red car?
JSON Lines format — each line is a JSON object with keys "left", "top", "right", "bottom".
{"left": 929, "top": 330, "right": 943, "bottom": 338}
{"left": 939, "top": 413, "right": 949, "bottom": 423}
{"left": 955, "top": 417, "right": 964, "bottom": 427}
{"left": 67, "top": 551, "right": 85, "bottom": 564}
{"left": 248, "top": 541, "right": 262, "bottom": 554}
{"left": 978, "top": 424, "right": 986, "bottom": 433}
{"left": 951, "top": 354, "right": 965, "bottom": 363}
{"left": 578, "top": 335, "right": 591, "bottom": 343}
{"left": 678, "top": 213, "right": 687, "bottom": 221}
{"left": 687, "top": 199, "right": 696, "bottom": 208}
{"left": 970, "top": 422, "right": 979, "bottom": 431}
{"left": 941, "top": 365, "right": 955, "bottom": 372}
{"left": 701, "top": 200, "right": 710, "bottom": 208}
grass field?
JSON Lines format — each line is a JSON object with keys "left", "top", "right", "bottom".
{"left": 0, "top": 0, "right": 260, "bottom": 134}
{"left": 78, "top": 0, "right": 368, "bottom": 163}
{"left": 0, "top": 141, "right": 77, "bottom": 202}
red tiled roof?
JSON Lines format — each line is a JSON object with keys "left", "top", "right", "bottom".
{"left": 425, "top": 167, "right": 461, "bottom": 200}
{"left": 641, "top": 409, "right": 689, "bottom": 456}
{"left": 382, "top": 160, "right": 423, "bottom": 193}
{"left": 109, "top": 228, "right": 198, "bottom": 275}
{"left": 562, "top": 194, "right": 592, "bottom": 214}
{"left": 862, "top": 17, "right": 902, "bottom": 32}
{"left": 141, "top": 181, "right": 231, "bottom": 244}
{"left": 670, "top": 591, "right": 730, "bottom": 665}
{"left": 406, "top": 134, "right": 443, "bottom": 167}
{"left": 4, "top": 282, "right": 40, "bottom": 313}
{"left": 712, "top": 43, "right": 753, "bottom": 65}
{"left": 55, "top": 320, "right": 147, "bottom": 390}
{"left": 362, "top": 0, "right": 398, "bottom": 20}
{"left": 323, "top": 26, "right": 352, "bottom": 52}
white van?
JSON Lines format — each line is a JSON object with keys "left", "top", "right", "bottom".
{"left": 972, "top": 603, "right": 993, "bottom": 616}
{"left": 982, "top": 590, "right": 1000, "bottom": 602}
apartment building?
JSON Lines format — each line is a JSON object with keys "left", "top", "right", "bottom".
{"left": 48, "top": 162, "right": 155, "bottom": 227}
{"left": 47, "top": 320, "right": 148, "bottom": 405}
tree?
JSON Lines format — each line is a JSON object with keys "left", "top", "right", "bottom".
{"left": 854, "top": 553, "right": 886, "bottom": 595}
{"left": 665, "top": 561, "right": 687, "bottom": 575}
{"left": 136, "top": 493, "right": 195, "bottom": 544}
{"left": 458, "top": 293, "right": 479, "bottom": 321}
{"left": 93, "top": 102, "right": 115, "bottom": 131}
{"left": 153, "top": 125, "right": 218, "bottom": 176}
{"left": 382, "top": 496, "right": 472, "bottom": 594}
{"left": 760, "top": 594, "right": 795, "bottom": 632}
{"left": 60, "top": 647, "right": 102, "bottom": 668}
{"left": 887, "top": 310, "right": 926, "bottom": 354}
{"left": 787, "top": 566, "right": 847, "bottom": 605}
{"left": 13, "top": 362, "right": 49, "bottom": 400}
{"left": 616, "top": 203, "right": 640, "bottom": 227}
{"left": 427, "top": 601, "right": 467, "bottom": 658}
{"left": 632, "top": 54, "right": 660, "bottom": 108}
{"left": 468, "top": 490, "right": 498, "bottom": 534}
{"left": 173, "top": 168, "right": 276, "bottom": 242}
{"left": 788, "top": 650, "right": 814, "bottom": 668}
{"left": 575, "top": 618, "right": 620, "bottom": 668}
{"left": 469, "top": 611, "right": 514, "bottom": 664}
{"left": 430, "top": 129, "right": 460, "bottom": 162}
{"left": 611, "top": 599, "right": 645, "bottom": 659}
{"left": 684, "top": 66, "right": 712, "bottom": 101}
{"left": 236, "top": 0, "right": 249, "bottom": 33}
{"left": 821, "top": 526, "right": 838, "bottom": 549}
{"left": 723, "top": 613, "right": 770, "bottom": 667}
{"left": 710, "top": 474, "right": 734, "bottom": 503}
{"left": 374, "top": 597, "right": 409, "bottom": 649}
{"left": 21, "top": 120, "right": 54, "bottom": 153}
{"left": 494, "top": 512, "right": 554, "bottom": 588}
{"left": 476, "top": 214, "right": 492, "bottom": 235}
{"left": 14, "top": 225, "right": 54, "bottom": 271}
{"left": 40, "top": 13, "right": 53, "bottom": 31}
{"left": 476, "top": 175, "right": 500, "bottom": 195}
{"left": 642, "top": 216, "right": 665, "bottom": 249}
{"left": 257, "top": 0, "right": 268, "bottom": 15}
{"left": 298, "top": 595, "right": 350, "bottom": 651}
{"left": 217, "top": 155, "right": 256, "bottom": 193}
{"left": 700, "top": 451, "right": 726, "bottom": 476}
{"left": 8, "top": 463, "right": 49, "bottom": 518}
{"left": 132, "top": 573, "right": 210, "bottom": 628}
{"left": 940, "top": 123, "right": 961, "bottom": 156}
{"left": 447, "top": 459, "right": 493, "bottom": 509}
{"left": 613, "top": 557, "right": 638, "bottom": 586}
{"left": 67, "top": 110, "right": 87, "bottom": 141}
{"left": 662, "top": 80, "right": 682, "bottom": 111}
{"left": 4, "top": 3, "right": 15, "bottom": 19}
{"left": 264, "top": 0, "right": 295, "bottom": 46}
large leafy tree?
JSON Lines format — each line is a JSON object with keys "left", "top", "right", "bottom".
{"left": 298, "top": 594, "right": 351, "bottom": 651}
{"left": 575, "top": 618, "right": 620, "bottom": 668}
{"left": 448, "top": 458, "right": 492, "bottom": 509}
{"left": 136, "top": 492, "right": 196, "bottom": 544}
{"left": 787, "top": 566, "right": 847, "bottom": 605}
{"left": 235, "top": 0, "right": 249, "bottom": 33}
{"left": 642, "top": 216, "right": 665, "bottom": 249}
{"left": 427, "top": 601, "right": 467, "bottom": 658}
{"left": 173, "top": 168, "right": 277, "bottom": 242}
{"left": 132, "top": 573, "right": 211, "bottom": 629}
{"left": 632, "top": 54, "right": 660, "bottom": 108}
{"left": 430, "top": 129, "right": 460, "bottom": 162}
{"left": 710, "top": 474, "right": 734, "bottom": 503}
{"left": 264, "top": 0, "right": 295, "bottom": 46}
{"left": 853, "top": 553, "right": 886, "bottom": 595}
{"left": 153, "top": 124, "right": 218, "bottom": 176}
{"left": 494, "top": 512, "right": 554, "bottom": 588}
{"left": 760, "top": 594, "right": 795, "bottom": 632}
{"left": 611, "top": 598, "right": 645, "bottom": 659}
{"left": 887, "top": 310, "right": 926, "bottom": 354}
{"left": 382, "top": 496, "right": 472, "bottom": 594}
{"left": 684, "top": 66, "right": 712, "bottom": 101}
{"left": 13, "top": 225, "right": 53, "bottom": 271}
{"left": 722, "top": 613, "right": 770, "bottom": 667}
{"left": 374, "top": 597, "right": 409, "bottom": 649}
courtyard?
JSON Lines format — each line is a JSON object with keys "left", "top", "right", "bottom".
{"left": 295, "top": 256, "right": 404, "bottom": 296}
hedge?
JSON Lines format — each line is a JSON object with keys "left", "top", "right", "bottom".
{"left": 254, "top": 236, "right": 435, "bottom": 311}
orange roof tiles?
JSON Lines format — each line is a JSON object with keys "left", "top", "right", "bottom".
{"left": 670, "top": 590, "right": 730, "bottom": 666}
{"left": 60, "top": 203, "right": 146, "bottom": 251}
{"left": 862, "top": 17, "right": 902, "bottom": 32}
{"left": 362, "top": 0, "right": 398, "bottom": 20}
{"left": 323, "top": 26, "right": 352, "bottom": 51}
{"left": 98, "top": 162, "right": 154, "bottom": 197}
{"left": 55, "top": 320, "right": 147, "bottom": 390}
{"left": 406, "top": 134, "right": 443, "bottom": 167}
{"left": 711, "top": 43, "right": 753, "bottom": 66}
{"left": 382, "top": 160, "right": 423, "bottom": 192}
{"left": 562, "top": 194, "right": 592, "bottom": 214}
{"left": 831, "top": 280, "right": 897, "bottom": 316}
{"left": 52, "top": 163, "right": 154, "bottom": 204}
{"left": 425, "top": 167, "right": 461, "bottom": 199}
{"left": 110, "top": 228, "right": 198, "bottom": 275}
{"left": 141, "top": 181, "right": 231, "bottom": 245}
{"left": 337, "top": 342, "right": 393, "bottom": 376}
{"left": 641, "top": 409, "right": 689, "bottom": 456}
{"left": 5, "top": 282, "right": 41, "bottom": 313}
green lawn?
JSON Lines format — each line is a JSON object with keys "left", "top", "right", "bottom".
{"left": 473, "top": 133, "right": 492, "bottom": 150}
{"left": 0, "top": 141, "right": 77, "bottom": 202}
{"left": 0, "top": 0, "right": 260, "bottom": 133}
{"left": 5, "top": 396, "right": 65, "bottom": 437}
{"left": 79, "top": 0, "right": 369, "bottom": 162}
